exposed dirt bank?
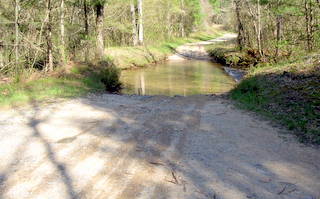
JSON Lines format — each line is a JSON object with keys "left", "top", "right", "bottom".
{"left": 0, "top": 94, "right": 319, "bottom": 199}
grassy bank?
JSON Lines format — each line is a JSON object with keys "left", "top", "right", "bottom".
{"left": 207, "top": 42, "right": 320, "bottom": 144}
{"left": 0, "top": 61, "right": 125, "bottom": 108}
{"left": 231, "top": 61, "right": 319, "bottom": 144}
{"left": 106, "top": 28, "right": 225, "bottom": 69}
{"left": 0, "top": 28, "right": 224, "bottom": 108}
{"left": 205, "top": 41, "right": 259, "bottom": 69}
{"left": 0, "top": 70, "right": 104, "bottom": 108}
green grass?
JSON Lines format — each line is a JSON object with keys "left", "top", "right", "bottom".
{"left": 230, "top": 62, "right": 320, "bottom": 144}
{"left": 205, "top": 42, "right": 259, "bottom": 69}
{"left": 0, "top": 27, "right": 225, "bottom": 108}
{"left": 0, "top": 75, "right": 104, "bottom": 108}
{"left": 205, "top": 39, "right": 320, "bottom": 144}
{"left": 105, "top": 28, "right": 225, "bottom": 69}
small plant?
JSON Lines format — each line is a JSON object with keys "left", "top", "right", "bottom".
{"left": 99, "top": 66, "right": 122, "bottom": 93}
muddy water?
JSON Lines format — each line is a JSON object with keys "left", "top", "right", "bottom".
{"left": 121, "top": 60, "right": 235, "bottom": 96}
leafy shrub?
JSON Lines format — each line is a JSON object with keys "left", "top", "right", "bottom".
{"left": 99, "top": 66, "right": 122, "bottom": 93}
{"left": 226, "top": 55, "right": 240, "bottom": 66}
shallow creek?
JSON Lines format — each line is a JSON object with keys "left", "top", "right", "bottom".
{"left": 121, "top": 60, "right": 236, "bottom": 96}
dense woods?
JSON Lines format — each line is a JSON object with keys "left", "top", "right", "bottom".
{"left": 228, "top": 0, "right": 320, "bottom": 143}
{"left": 233, "top": 0, "right": 320, "bottom": 58}
{"left": 1, "top": 2, "right": 320, "bottom": 196}
{"left": 2, "top": 0, "right": 319, "bottom": 75}
{"left": 0, "top": 0, "right": 319, "bottom": 142}
{"left": 0, "top": 0, "right": 208, "bottom": 74}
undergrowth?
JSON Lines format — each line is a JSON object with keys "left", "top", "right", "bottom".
{"left": 0, "top": 61, "right": 123, "bottom": 108}
{"left": 230, "top": 62, "right": 320, "bottom": 144}
{"left": 105, "top": 27, "right": 225, "bottom": 69}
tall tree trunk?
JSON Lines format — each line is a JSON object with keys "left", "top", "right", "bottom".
{"left": 95, "top": 3, "right": 105, "bottom": 60}
{"left": 180, "top": 0, "right": 185, "bottom": 37}
{"left": 84, "top": 0, "right": 89, "bottom": 61}
{"left": 257, "top": 0, "right": 262, "bottom": 56}
{"left": 166, "top": 2, "right": 172, "bottom": 39}
{"left": 15, "top": 0, "right": 19, "bottom": 72}
{"left": 275, "top": 15, "right": 282, "bottom": 57}
{"left": 137, "top": 0, "right": 144, "bottom": 45}
{"left": 0, "top": 42, "right": 3, "bottom": 69}
{"left": 60, "top": 0, "right": 66, "bottom": 65}
{"left": 130, "top": 0, "right": 138, "bottom": 46}
{"left": 84, "top": 0, "right": 89, "bottom": 35}
{"left": 46, "top": 0, "right": 53, "bottom": 72}
{"left": 234, "top": 0, "right": 245, "bottom": 50}
{"left": 275, "top": 0, "right": 283, "bottom": 58}
{"left": 305, "top": 0, "right": 314, "bottom": 51}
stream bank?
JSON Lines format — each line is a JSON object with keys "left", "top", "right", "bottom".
{"left": 168, "top": 33, "right": 246, "bottom": 83}
{"left": 206, "top": 39, "right": 320, "bottom": 144}
{"left": 120, "top": 34, "right": 240, "bottom": 96}
{"left": 105, "top": 28, "right": 224, "bottom": 70}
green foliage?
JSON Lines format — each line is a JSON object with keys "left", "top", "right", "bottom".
{"left": 206, "top": 44, "right": 258, "bottom": 69}
{"left": 105, "top": 28, "right": 223, "bottom": 69}
{"left": 230, "top": 76, "right": 267, "bottom": 110}
{"left": 185, "top": 0, "right": 203, "bottom": 25}
{"left": 97, "top": 62, "right": 122, "bottom": 93}
{"left": 0, "top": 76, "right": 104, "bottom": 107}
{"left": 231, "top": 63, "right": 320, "bottom": 144}
{"left": 90, "top": 0, "right": 107, "bottom": 6}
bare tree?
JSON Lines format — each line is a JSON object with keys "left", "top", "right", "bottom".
{"left": 257, "top": 0, "right": 262, "bottom": 56}
{"left": 46, "top": 0, "right": 54, "bottom": 72}
{"left": 180, "top": 0, "right": 185, "bottom": 37}
{"left": 305, "top": 0, "right": 314, "bottom": 51}
{"left": 15, "top": 0, "right": 20, "bottom": 72}
{"left": 130, "top": 0, "right": 138, "bottom": 46}
{"left": 83, "top": 0, "right": 89, "bottom": 62}
{"left": 84, "top": 0, "right": 89, "bottom": 35}
{"left": 245, "top": 0, "right": 262, "bottom": 55}
{"left": 234, "top": 0, "right": 245, "bottom": 50}
{"left": 0, "top": 42, "right": 4, "bottom": 70}
{"left": 95, "top": 2, "right": 105, "bottom": 59}
{"left": 275, "top": 0, "right": 283, "bottom": 57}
{"left": 60, "top": 0, "right": 66, "bottom": 64}
{"left": 137, "top": 0, "right": 144, "bottom": 45}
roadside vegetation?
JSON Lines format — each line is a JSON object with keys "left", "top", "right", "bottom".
{"left": 106, "top": 27, "right": 224, "bottom": 69}
{"left": 0, "top": 0, "right": 224, "bottom": 107}
{"left": 206, "top": 0, "right": 320, "bottom": 144}
{"left": 0, "top": 61, "right": 123, "bottom": 108}
{"left": 1, "top": 0, "right": 319, "bottom": 144}
{"left": 231, "top": 60, "right": 320, "bottom": 144}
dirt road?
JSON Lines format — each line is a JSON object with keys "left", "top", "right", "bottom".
{"left": 168, "top": 33, "right": 237, "bottom": 61}
{"left": 0, "top": 94, "right": 319, "bottom": 199}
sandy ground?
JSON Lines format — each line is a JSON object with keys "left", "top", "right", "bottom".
{"left": 168, "top": 33, "right": 237, "bottom": 61}
{"left": 0, "top": 94, "right": 319, "bottom": 199}
{"left": 168, "top": 33, "right": 245, "bottom": 82}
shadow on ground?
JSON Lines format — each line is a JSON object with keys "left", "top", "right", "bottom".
{"left": 0, "top": 93, "right": 319, "bottom": 199}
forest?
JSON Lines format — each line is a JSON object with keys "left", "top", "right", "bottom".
{"left": 0, "top": 0, "right": 319, "bottom": 142}
{"left": 0, "top": 0, "right": 205, "bottom": 72}
{"left": 0, "top": 0, "right": 319, "bottom": 72}
{"left": 0, "top": 1, "right": 320, "bottom": 198}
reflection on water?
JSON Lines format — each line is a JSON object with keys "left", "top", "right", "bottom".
{"left": 121, "top": 60, "right": 236, "bottom": 96}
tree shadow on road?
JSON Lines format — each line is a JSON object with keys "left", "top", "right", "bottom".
{"left": 0, "top": 94, "right": 319, "bottom": 199}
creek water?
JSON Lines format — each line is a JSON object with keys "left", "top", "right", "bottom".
{"left": 121, "top": 60, "right": 236, "bottom": 96}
